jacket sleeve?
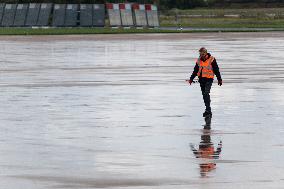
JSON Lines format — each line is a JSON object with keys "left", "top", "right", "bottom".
{"left": 190, "top": 63, "right": 199, "bottom": 81}
{"left": 211, "top": 58, "right": 222, "bottom": 81}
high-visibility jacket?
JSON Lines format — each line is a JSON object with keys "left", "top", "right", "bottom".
{"left": 200, "top": 163, "right": 216, "bottom": 172}
{"left": 199, "top": 146, "right": 215, "bottom": 158}
{"left": 198, "top": 146, "right": 216, "bottom": 172}
{"left": 197, "top": 56, "right": 215, "bottom": 79}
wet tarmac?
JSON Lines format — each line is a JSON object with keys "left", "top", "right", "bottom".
{"left": 0, "top": 32, "right": 284, "bottom": 189}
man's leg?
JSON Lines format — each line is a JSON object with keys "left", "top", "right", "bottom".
{"left": 203, "top": 80, "right": 213, "bottom": 113}
{"left": 199, "top": 80, "right": 206, "bottom": 106}
{"left": 199, "top": 80, "right": 208, "bottom": 113}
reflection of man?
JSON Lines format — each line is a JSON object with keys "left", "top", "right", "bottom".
{"left": 190, "top": 125, "right": 222, "bottom": 177}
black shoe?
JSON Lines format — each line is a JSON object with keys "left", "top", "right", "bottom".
{"left": 203, "top": 111, "right": 212, "bottom": 117}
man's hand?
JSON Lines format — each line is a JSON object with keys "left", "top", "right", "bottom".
{"left": 189, "top": 144, "right": 195, "bottom": 151}
{"left": 218, "top": 80, "right": 222, "bottom": 86}
{"left": 186, "top": 79, "right": 193, "bottom": 85}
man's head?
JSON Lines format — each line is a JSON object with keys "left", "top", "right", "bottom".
{"left": 199, "top": 47, "right": 208, "bottom": 59}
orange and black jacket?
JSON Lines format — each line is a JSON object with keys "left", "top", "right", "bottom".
{"left": 191, "top": 142, "right": 222, "bottom": 159}
{"left": 190, "top": 53, "right": 222, "bottom": 82}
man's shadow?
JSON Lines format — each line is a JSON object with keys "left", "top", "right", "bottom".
{"left": 190, "top": 116, "right": 222, "bottom": 177}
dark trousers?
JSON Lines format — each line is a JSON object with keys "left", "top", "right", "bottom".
{"left": 199, "top": 79, "right": 213, "bottom": 112}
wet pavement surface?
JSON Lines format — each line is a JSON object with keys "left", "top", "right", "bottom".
{"left": 0, "top": 33, "right": 284, "bottom": 189}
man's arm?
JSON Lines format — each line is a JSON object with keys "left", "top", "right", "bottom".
{"left": 213, "top": 141, "right": 222, "bottom": 159}
{"left": 190, "top": 63, "right": 199, "bottom": 81}
{"left": 190, "top": 144, "right": 199, "bottom": 157}
{"left": 211, "top": 59, "right": 222, "bottom": 81}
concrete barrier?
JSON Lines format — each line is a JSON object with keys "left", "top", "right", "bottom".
{"left": 65, "top": 4, "right": 78, "bottom": 27}
{"left": 1, "top": 4, "right": 17, "bottom": 27}
{"left": 52, "top": 4, "right": 66, "bottom": 27}
{"left": 0, "top": 3, "right": 159, "bottom": 28}
{"left": 145, "top": 4, "right": 159, "bottom": 27}
{"left": 80, "top": 4, "right": 92, "bottom": 27}
{"left": 13, "top": 4, "right": 28, "bottom": 26}
{"left": 106, "top": 3, "right": 121, "bottom": 27}
{"left": 37, "top": 3, "right": 52, "bottom": 26}
{"left": 119, "top": 3, "right": 133, "bottom": 27}
{"left": 25, "top": 3, "right": 40, "bottom": 26}
{"left": 93, "top": 4, "right": 105, "bottom": 27}
{"left": 132, "top": 4, "right": 147, "bottom": 27}
{"left": 0, "top": 3, "right": 5, "bottom": 25}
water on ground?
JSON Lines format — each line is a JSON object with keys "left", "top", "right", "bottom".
{"left": 0, "top": 32, "right": 284, "bottom": 189}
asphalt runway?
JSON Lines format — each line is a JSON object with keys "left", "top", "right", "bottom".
{"left": 0, "top": 32, "right": 284, "bottom": 188}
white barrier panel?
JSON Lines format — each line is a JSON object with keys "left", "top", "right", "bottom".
{"left": 132, "top": 4, "right": 147, "bottom": 27}
{"left": 106, "top": 3, "right": 121, "bottom": 27}
{"left": 145, "top": 4, "right": 159, "bottom": 27}
{"left": 119, "top": 3, "right": 133, "bottom": 27}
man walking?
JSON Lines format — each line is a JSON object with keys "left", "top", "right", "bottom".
{"left": 187, "top": 47, "right": 222, "bottom": 117}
